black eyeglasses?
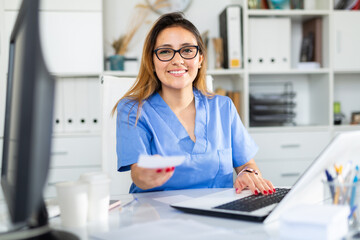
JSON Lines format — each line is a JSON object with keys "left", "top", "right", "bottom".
{"left": 154, "top": 45, "right": 199, "bottom": 61}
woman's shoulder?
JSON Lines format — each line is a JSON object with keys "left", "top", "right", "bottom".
{"left": 117, "top": 98, "right": 140, "bottom": 115}
{"left": 203, "top": 92, "right": 233, "bottom": 108}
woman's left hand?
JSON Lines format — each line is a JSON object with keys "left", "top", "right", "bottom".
{"left": 234, "top": 161, "right": 275, "bottom": 195}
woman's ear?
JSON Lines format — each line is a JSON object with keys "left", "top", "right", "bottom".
{"left": 198, "top": 54, "right": 204, "bottom": 68}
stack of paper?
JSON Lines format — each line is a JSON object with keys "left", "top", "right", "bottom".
{"left": 279, "top": 204, "right": 350, "bottom": 240}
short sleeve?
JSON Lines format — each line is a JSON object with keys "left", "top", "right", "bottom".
{"left": 230, "top": 101, "right": 259, "bottom": 168}
{"left": 116, "top": 100, "right": 151, "bottom": 172}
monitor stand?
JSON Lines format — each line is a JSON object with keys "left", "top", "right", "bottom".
{"left": 0, "top": 201, "right": 79, "bottom": 240}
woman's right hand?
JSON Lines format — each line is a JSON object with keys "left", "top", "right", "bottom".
{"left": 130, "top": 163, "right": 175, "bottom": 190}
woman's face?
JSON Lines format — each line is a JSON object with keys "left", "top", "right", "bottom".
{"left": 153, "top": 26, "right": 203, "bottom": 92}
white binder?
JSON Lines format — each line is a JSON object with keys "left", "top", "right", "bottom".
{"left": 219, "top": 5, "right": 242, "bottom": 69}
{"left": 248, "top": 18, "right": 291, "bottom": 70}
{"left": 62, "top": 78, "right": 79, "bottom": 132}
{"left": 53, "top": 78, "right": 65, "bottom": 133}
{"left": 87, "top": 78, "right": 102, "bottom": 131}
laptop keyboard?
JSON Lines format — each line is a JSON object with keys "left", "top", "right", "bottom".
{"left": 213, "top": 188, "right": 290, "bottom": 212}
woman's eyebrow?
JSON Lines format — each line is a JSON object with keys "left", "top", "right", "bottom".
{"left": 155, "top": 43, "right": 195, "bottom": 48}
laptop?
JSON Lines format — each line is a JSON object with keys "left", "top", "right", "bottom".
{"left": 171, "top": 131, "right": 360, "bottom": 223}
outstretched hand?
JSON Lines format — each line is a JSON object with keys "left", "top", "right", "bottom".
{"left": 130, "top": 163, "right": 175, "bottom": 190}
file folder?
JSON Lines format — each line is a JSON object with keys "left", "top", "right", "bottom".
{"left": 248, "top": 18, "right": 291, "bottom": 70}
{"left": 53, "top": 78, "right": 65, "bottom": 133}
{"left": 219, "top": 5, "right": 243, "bottom": 69}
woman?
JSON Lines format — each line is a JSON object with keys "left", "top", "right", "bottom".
{"left": 114, "top": 12, "right": 274, "bottom": 195}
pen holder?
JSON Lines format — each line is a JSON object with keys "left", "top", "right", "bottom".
{"left": 323, "top": 180, "right": 360, "bottom": 229}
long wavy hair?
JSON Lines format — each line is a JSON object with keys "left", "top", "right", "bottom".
{"left": 111, "top": 12, "right": 212, "bottom": 123}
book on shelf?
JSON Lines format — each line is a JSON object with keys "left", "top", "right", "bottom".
{"left": 334, "top": 0, "right": 360, "bottom": 9}
{"left": 215, "top": 88, "right": 242, "bottom": 117}
{"left": 300, "top": 17, "right": 322, "bottom": 66}
{"left": 219, "top": 5, "right": 243, "bottom": 69}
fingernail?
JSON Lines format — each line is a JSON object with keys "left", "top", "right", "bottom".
{"left": 171, "top": 166, "right": 175, "bottom": 171}
{"left": 165, "top": 168, "right": 171, "bottom": 172}
{"left": 273, "top": 188, "right": 276, "bottom": 193}
{"left": 263, "top": 190, "right": 267, "bottom": 195}
{"left": 268, "top": 190, "right": 272, "bottom": 194}
{"left": 156, "top": 169, "right": 162, "bottom": 173}
{"left": 235, "top": 188, "right": 238, "bottom": 192}
{"left": 254, "top": 190, "right": 258, "bottom": 195}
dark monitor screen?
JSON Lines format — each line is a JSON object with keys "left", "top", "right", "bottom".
{"left": 1, "top": 0, "right": 54, "bottom": 226}
{"left": 0, "top": 1, "right": 77, "bottom": 239}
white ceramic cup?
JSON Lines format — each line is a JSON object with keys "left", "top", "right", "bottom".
{"left": 79, "top": 172, "right": 111, "bottom": 222}
{"left": 55, "top": 181, "right": 88, "bottom": 228}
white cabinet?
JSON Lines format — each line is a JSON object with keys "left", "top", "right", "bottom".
{"left": 4, "top": 0, "right": 101, "bottom": 11}
{"left": 333, "top": 12, "right": 360, "bottom": 71}
{"left": 3, "top": 10, "right": 103, "bottom": 75}
{"left": 45, "top": 135, "right": 102, "bottom": 198}
{"left": 39, "top": 12, "right": 103, "bottom": 74}
{"left": 251, "top": 131, "right": 330, "bottom": 186}
{"left": 0, "top": 0, "right": 104, "bottom": 200}
{"left": 251, "top": 131, "right": 331, "bottom": 160}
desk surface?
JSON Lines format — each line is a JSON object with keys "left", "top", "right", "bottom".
{"left": 50, "top": 188, "right": 279, "bottom": 240}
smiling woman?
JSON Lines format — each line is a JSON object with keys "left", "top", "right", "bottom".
{"left": 112, "top": 12, "right": 275, "bottom": 196}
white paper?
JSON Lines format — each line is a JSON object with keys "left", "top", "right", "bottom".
{"left": 137, "top": 155, "right": 185, "bottom": 169}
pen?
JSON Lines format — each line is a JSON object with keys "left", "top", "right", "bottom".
{"left": 120, "top": 197, "right": 139, "bottom": 209}
{"left": 350, "top": 175, "right": 358, "bottom": 207}
{"left": 325, "top": 169, "right": 335, "bottom": 199}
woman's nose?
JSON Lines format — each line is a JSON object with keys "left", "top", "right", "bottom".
{"left": 171, "top": 52, "right": 184, "bottom": 65}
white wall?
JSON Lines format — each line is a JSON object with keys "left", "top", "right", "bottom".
{"left": 103, "top": 0, "right": 236, "bottom": 68}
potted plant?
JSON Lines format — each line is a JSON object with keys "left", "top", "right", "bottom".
{"left": 108, "top": 0, "right": 168, "bottom": 71}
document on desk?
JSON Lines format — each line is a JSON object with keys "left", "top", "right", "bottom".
{"left": 137, "top": 155, "right": 185, "bottom": 169}
{"left": 90, "top": 219, "right": 239, "bottom": 240}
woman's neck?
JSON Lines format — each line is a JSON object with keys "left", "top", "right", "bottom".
{"left": 159, "top": 87, "right": 194, "bottom": 113}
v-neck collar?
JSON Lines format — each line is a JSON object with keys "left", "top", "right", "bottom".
{"left": 148, "top": 88, "right": 207, "bottom": 154}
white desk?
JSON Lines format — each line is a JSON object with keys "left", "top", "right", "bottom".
{"left": 50, "top": 188, "right": 279, "bottom": 240}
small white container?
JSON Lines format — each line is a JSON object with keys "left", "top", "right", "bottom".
{"left": 79, "top": 172, "right": 111, "bottom": 222}
{"left": 56, "top": 181, "right": 88, "bottom": 228}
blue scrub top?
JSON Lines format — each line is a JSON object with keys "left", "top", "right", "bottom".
{"left": 116, "top": 88, "right": 258, "bottom": 193}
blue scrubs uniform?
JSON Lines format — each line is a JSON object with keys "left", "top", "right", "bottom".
{"left": 116, "top": 88, "right": 258, "bottom": 193}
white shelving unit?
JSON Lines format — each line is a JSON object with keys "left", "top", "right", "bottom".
{"left": 1, "top": 0, "right": 359, "bottom": 192}
{"left": 102, "top": 0, "right": 360, "bottom": 186}
{"left": 0, "top": 0, "right": 103, "bottom": 199}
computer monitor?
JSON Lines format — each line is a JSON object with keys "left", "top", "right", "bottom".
{"left": 1, "top": 0, "right": 77, "bottom": 239}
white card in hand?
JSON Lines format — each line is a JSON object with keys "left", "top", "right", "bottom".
{"left": 137, "top": 155, "right": 185, "bottom": 169}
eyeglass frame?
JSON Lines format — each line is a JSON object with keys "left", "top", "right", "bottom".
{"left": 153, "top": 45, "right": 200, "bottom": 62}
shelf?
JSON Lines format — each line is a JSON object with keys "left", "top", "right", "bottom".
{"left": 333, "top": 125, "right": 360, "bottom": 132}
{"left": 103, "top": 69, "right": 244, "bottom": 77}
{"left": 102, "top": 71, "right": 138, "bottom": 77}
{"left": 207, "top": 69, "right": 244, "bottom": 75}
{"left": 52, "top": 131, "right": 101, "bottom": 138}
{"left": 249, "top": 125, "right": 330, "bottom": 133}
{"left": 52, "top": 72, "right": 101, "bottom": 78}
{"left": 247, "top": 9, "right": 330, "bottom": 20}
{"left": 249, "top": 68, "right": 330, "bottom": 75}
{"left": 334, "top": 70, "right": 360, "bottom": 74}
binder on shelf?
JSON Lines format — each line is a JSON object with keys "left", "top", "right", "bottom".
{"left": 219, "top": 5, "right": 243, "bottom": 69}
{"left": 53, "top": 78, "right": 65, "bottom": 133}
{"left": 248, "top": 18, "right": 291, "bottom": 70}
{"left": 62, "top": 78, "right": 79, "bottom": 132}
{"left": 300, "top": 17, "right": 322, "bottom": 67}
{"left": 87, "top": 78, "right": 102, "bottom": 132}
{"left": 75, "top": 78, "right": 89, "bottom": 132}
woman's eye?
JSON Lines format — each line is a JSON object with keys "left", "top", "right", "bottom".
{"left": 159, "top": 49, "right": 172, "bottom": 55}
{"left": 183, "top": 48, "right": 193, "bottom": 53}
